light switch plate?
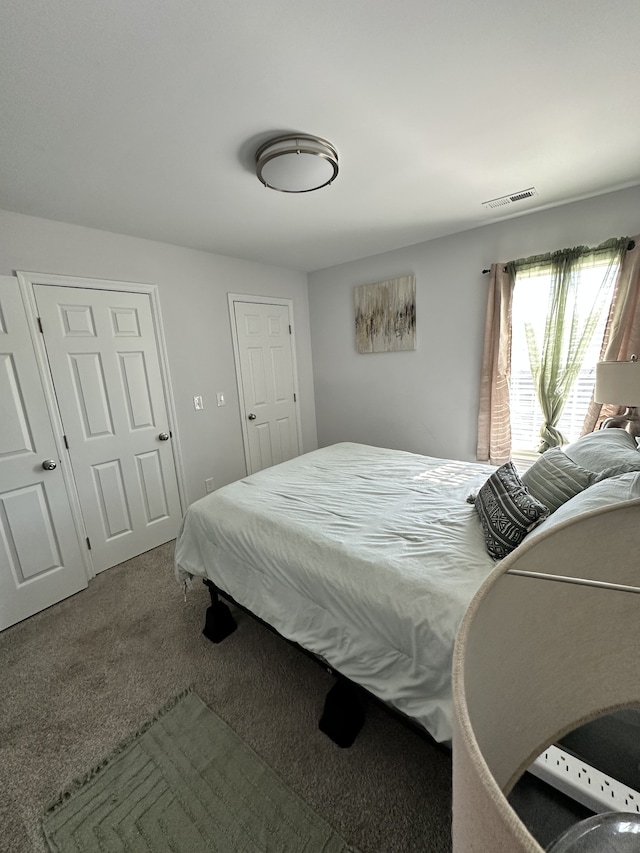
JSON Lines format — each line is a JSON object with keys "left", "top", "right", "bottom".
{"left": 194, "top": 395, "right": 203, "bottom": 410}
{"left": 216, "top": 392, "right": 226, "bottom": 407}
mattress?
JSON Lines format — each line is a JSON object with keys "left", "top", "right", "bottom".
{"left": 175, "top": 442, "right": 497, "bottom": 743}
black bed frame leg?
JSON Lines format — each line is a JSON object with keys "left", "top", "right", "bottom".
{"left": 319, "top": 676, "right": 366, "bottom": 748}
{"left": 202, "top": 579, "right": 238, "bottom": 643}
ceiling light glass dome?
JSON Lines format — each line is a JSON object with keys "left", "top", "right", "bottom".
{"left": 255, "top": 134, "right": 339, "bottom": 193}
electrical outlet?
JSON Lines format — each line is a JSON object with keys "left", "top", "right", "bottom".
{"left": 205, "top": 478, "right": 215, "bottom": 493}
{"left": 530, "top": 744, "right": 640, "bottom": 814}
{"left": 194, "top": 395, "right": 204, "bottom": 411}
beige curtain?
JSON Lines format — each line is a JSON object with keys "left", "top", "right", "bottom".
{"left": 476, "top": 264, "right": 515, "bottom": 464}
{"left": 582, "top": 237, "right": 640, "bottom": 432}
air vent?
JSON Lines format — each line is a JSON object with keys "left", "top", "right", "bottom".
{"left": 482, "top": 187, "right": 537, "bottom": 210}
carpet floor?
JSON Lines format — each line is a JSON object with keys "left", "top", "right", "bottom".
{"left": 1, "top": 542, "right": 455, "bottom": 853}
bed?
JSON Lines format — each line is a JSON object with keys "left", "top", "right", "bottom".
{"left": 175, "top": 430, "right": 640, "bottom": 747}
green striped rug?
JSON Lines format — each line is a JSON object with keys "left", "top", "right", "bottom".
{"left": 42, "top": 691, "right": 358, "bottom": 853}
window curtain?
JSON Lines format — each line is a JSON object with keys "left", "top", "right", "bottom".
{"left": 476, "top": 237, "right": 630, "bottom": 464}
{"left": 476, "top": 264, "right": 515, "bottom": 465}
{"left": 582, "top": 236, "right": 640, "bottom": 432}
{"left": 513, "top": 238, "right": 628, "bottom": 453}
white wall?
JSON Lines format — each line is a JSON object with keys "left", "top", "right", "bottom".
{"left": 0, "top": 209, "right": 317, "bottom": 505}
{"left": 308, "top": 185, "right": 640, "bottom": 462}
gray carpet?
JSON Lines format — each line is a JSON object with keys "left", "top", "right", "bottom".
{"left": 0, "top": 542, "right": 454, "bottom": 853}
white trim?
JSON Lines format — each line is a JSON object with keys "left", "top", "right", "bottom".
{"left": 227, "top": 292, "right": 304, "bottom": 475}
{"left": 16, "top": 271, "right": 187, "bottom": 578}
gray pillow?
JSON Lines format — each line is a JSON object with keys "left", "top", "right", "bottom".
{"left": 473, "top": 462, "right": 550, "bottom": 560}
{"left": 564, "top": 428, "right": 640, "bottom": 476}
{"left": 525, "top": 471, "right": 640, "bottom": 542}
{"left": 521, "top": 447, "right": 599, "bottom": 514}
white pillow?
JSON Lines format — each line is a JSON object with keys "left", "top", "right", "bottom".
{"left": 563, "top": 428, "right": 640, "bottom": 475}
{"left": 525, "top": 471, "right": 640, "bottom": 541}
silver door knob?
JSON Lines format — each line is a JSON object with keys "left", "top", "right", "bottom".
{"left": 158, "top": 432, "right": 170, "bottom": 441}
{"left": 247, "top": 413, "right": 257, "bottom": 420}
{"left": 42, "top": 459, "right": 57, "bottom": 470}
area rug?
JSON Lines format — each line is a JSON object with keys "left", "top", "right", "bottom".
{"left": 42, "top": 690, "right": 359, "bottom": 852}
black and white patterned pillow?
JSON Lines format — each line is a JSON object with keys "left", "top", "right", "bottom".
{"left": 473, "top": 462, "right": 550, "bottom": 559}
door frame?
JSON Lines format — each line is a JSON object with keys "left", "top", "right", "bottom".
{"left": 228, "top": 293, "right": 303, "bottom": 475}
{"left": 16, "top": 271, "right": 187, "bottom": 579}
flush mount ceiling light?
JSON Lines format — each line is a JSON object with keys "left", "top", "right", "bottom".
{"left": 256, "top": 134, "right": 339, "bottom": 193}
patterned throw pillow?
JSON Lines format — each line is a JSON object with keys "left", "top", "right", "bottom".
{"left": 521, "top": 447, "right": 599, "bottom": 514}
{"left": 473, "top": 462, "right": 550, "bottom": 560}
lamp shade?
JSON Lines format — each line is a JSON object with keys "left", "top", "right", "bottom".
{"left": 595, "top": 359, "right": 640, "bottom": 406}
{"left": 452, "top": 501, "right": 640, "bottom": 852}
{"left": 256, "top": 134, "right": 339, "bottom": 193}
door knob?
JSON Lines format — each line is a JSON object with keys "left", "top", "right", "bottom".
{"left": 247, "top": 413, "right": 257, "bottom": 420}
{"left": 42, "top": 459, "right": 57, "bottom": 470}
{"left": 158, "top": 432, "right": 170, "bottom": 441}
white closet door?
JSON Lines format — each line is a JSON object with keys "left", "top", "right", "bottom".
{"left": 233, "top": 300, "right": 301, "bottom": 474}
{"left": 34, "top": 285, "right": 182, "bottom": 573}
{"left": 0, "top": 276, "right": 87, "bottom": 631}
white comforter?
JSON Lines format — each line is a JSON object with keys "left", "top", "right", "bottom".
{"left": 175, "top": 442, "right": 497, "bottom": 743}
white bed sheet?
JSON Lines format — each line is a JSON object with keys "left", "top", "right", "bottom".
{"left": 175, "top": 442, "right": 497, "bottom": 743}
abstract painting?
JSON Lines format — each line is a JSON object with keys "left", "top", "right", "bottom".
{"left": 354, "top": 274, "right": 416, "bottom": 353}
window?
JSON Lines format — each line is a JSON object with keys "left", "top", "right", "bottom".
{"left": 477, "top": 236, "right": 633, "bottom": 468}
{"left": 510, "top": 256, "right": 620, "bottom": 465}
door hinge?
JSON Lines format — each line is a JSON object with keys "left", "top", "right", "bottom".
{"left": 293, "top": 393, "right": 297, "bottom": 402}
{"left": 63, "top": 435, "right": 69, "bottom": 449}
{"left": 289, "top": 324, "right": 291, "bottom": 334}
{"left": 86, "top": 537, "right": 92, "bottom": 551}
{"left": 37, "top": 317, "right": 43, "bottom": 333}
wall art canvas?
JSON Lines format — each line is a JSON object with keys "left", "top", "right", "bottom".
{"left": 354, "top": 274, "right": 416, "bottom": 353}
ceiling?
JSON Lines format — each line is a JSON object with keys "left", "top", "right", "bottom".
{"left": 2, "top": 0, "right": 640, "bottom": 273}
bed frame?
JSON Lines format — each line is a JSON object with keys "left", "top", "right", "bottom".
{"left": 201, "top": 577, "right": 413, "bottom": 748}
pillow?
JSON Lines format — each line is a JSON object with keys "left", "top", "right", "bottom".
{"left": 525, "top": 471, "right": 640, "bottom": 542}
{"left": 473, "top": 462, "right": 550, "bottom": 560}
{"left": 521, "top": 447, "right": 599, "bottom": 514}
{"left": 563, "top": 428, "right": 640, "bottom": 476}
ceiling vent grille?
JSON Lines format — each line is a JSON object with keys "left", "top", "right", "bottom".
{"left": 482, "top": 187, "right": 537, "bottom": 209}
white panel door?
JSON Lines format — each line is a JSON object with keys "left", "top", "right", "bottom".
{"left": 233, "top": 301, "right": 301, "bottom": 474}
{"left": 33, "top": 285, "right": 182, "bottom": 573}
{"left": 0, "top": 276, "right": 87, "bottom": 630}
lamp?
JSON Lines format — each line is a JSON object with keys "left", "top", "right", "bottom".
{"left": 452, "top": 501, "right": 640, "bottom": 852}
{"left": 255, "top": 134, "right": 339, "bottom": 193}
{"left": 595, "top": 355, "right": 640, "bottom": 440}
